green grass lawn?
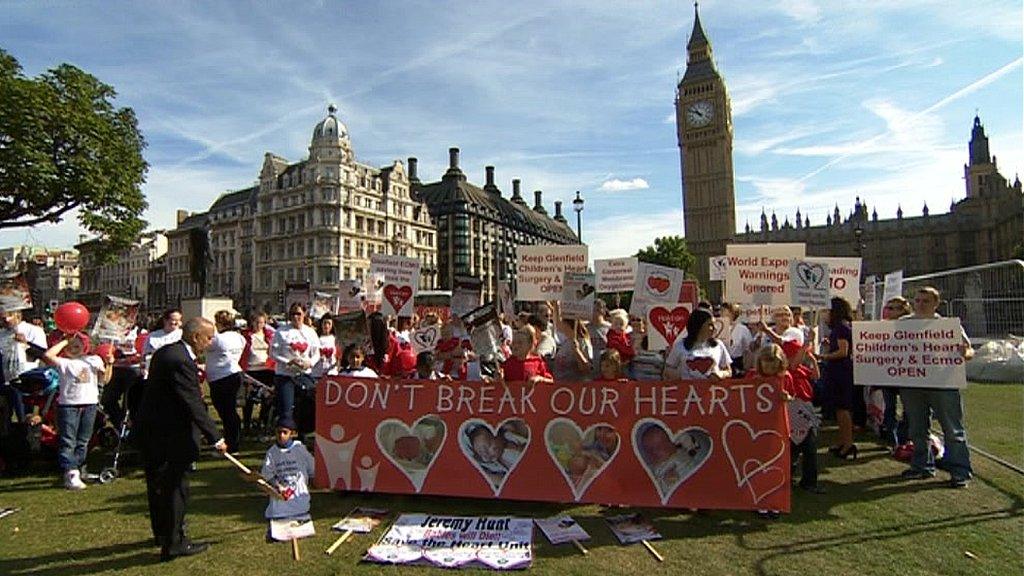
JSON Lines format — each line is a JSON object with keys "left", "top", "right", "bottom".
{"left": 1, "top": 383, "right": 1021, "bottom": 576}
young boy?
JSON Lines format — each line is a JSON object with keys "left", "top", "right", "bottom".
{"left": 41, "top": 332, "right": 114, "bottom": 490}
{"left": 257, "top": 417, "right": 315, "bottom": 520}
{"left": 500, "top": 326, "right": 553, "bottom": 385}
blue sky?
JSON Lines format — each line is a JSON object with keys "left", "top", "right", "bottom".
{"left": 2, "top": 0, "right": 1021, "bottom": 262}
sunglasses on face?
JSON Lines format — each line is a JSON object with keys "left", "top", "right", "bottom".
{"left": 290, "top": 311, "right": 304, "bottom": 317}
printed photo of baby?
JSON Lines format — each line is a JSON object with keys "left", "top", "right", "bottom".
{"left": 634, "top": 422, "right": 711, "bottom": 497}
{"left": 377, "top": 416, "right": 446, "bottom": 471}
{"left": 458, "top": 419, "right": 529, "bottom": 491}
{"left": 546, "top": 422, "right": 620, "bottom": 491}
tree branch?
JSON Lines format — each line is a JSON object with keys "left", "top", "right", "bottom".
{"left": 0, "top": 200, "right": 80, "bottom": 229}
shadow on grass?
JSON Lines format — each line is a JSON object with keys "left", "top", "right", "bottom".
{"left": 2, "top": 539, "right": 161, "bottom": 576}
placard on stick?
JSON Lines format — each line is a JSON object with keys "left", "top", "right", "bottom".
{"left": 516, "top": 245, "right": 588, "bottom": 301}
{"left": 852, "top": 318, "right": 968, "bottom": 389}
{"left": 724, "top": 243, "right": 806, "bottom": 305}
{"left": 370, "top": 254, "right": 421, "bottom": 316}
{"left": 561, "top": 271, "right": 596, "bottom": 320}
{"left": 789, "top": 258, "right": 830, "bottom": 309}
{"left": 594, "top": 257, "right": 637, "bottom": 293}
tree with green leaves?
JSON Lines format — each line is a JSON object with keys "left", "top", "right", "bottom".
{"left": 635, "top": 235, "right": 696, "bottom": 274}
{"left": 0, "top": 49, "right": 148, "bottom": 254}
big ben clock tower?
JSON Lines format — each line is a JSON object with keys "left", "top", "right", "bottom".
{"left": 677, "top": 3, "right": 736, "bottom": 298}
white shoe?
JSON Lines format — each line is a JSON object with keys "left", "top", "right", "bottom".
{"left": 64, "top": 469, "right": 87, "bottom": 490}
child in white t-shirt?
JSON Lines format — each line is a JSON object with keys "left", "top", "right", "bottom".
{"left": 41, "top": 333, "right": 113, "bottom": 490}
{"left": 254, "top": 417, "right": 315, "bottom": 520}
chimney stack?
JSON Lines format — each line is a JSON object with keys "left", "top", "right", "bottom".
{"left": 449, "top": 147, "right": 460, "bottom": 170}
{"left": 407, "top": 157, "right": 419, "bottom": 182}
{"left": 485, "top": 166, "right": 495, "bottom": 186}
{"left": 553, "top": 200, "right": 567, "bottom": 223}
{"left": 511, "top": 179, "right": 525, "bottom": 204}
{"left": 177, "top": 209, "right": 190, "bottom": 225}
{"left": 533, "top": 190, "right": 548, "bottom": 215}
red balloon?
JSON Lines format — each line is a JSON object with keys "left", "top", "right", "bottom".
{"left": 54, "top": 302, "right": 90, "bottom": 333}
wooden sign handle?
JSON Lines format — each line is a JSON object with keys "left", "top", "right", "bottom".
{"left": 222, "top": 452, "right": 285, "bottom": 500}
{"left": 291, "top": 537, "right": 300, "bottom": 561}
{"left": 642, "top": 540, "right": 664, "bottom": 562}
{"left": 325, "top": 530, "right": 353, "bottom": 555}
{"left": 571, "top": 539, "right": 589, "bottom": 555}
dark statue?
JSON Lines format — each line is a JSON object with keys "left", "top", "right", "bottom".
{"left": 188, "top": 225, "right": 213, "bottom": 298}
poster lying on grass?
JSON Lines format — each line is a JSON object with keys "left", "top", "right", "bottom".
{"left": 365, "top": 514, "right": 532, "bottom": 570}
{"left": 315, "top": 377, "right": 790, "bottom": 511}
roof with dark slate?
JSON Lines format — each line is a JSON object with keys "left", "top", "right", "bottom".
{"left": 210, "top": 185, "right": 257, "bottom": 212}
{"left": 414, "top": 176, "right": 577, "bottom": 243}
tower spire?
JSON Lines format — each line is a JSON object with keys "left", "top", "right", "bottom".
{"left": 688, "top": 2, "right": 709, "bottom": 51}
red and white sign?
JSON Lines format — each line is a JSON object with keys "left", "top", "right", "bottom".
{"left": 630, "top": 262, "right": 685, "bottom": 317}
{"left": 852, "top": 319, "right": 968, "bottom": 389}
{"left": 370, "top": 255, "right": 421, "bottom": 317}
{"left": 724, "top": 243, "right": 806, "bottom": 305}
{"left": 645, "top": 303, "right": 693, "bottom": 352}
{"left": 316, "top": 377, "right": 790, "bottom": 512}
{"left": 561, "top": 271, "right": 596, "bottom": 320}
{"left": 515, "top": 245, "right": 588, "bottom": 301}
{"left": 709, "top": 255, "right": 728, "bottom": 282}
{"left": 594, "top": 257, "right": 637, "bottom": 293}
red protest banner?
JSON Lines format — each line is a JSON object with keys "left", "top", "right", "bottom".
{"left": 315, "top": 378, "right": 790, "bottom": 512}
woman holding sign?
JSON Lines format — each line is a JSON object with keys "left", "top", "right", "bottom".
{"left": 818, "top": 297, "right": 856, "bottom": 460}
{"left": 270, "top": 303, "right": 320, "bottom": 438}
{"left": 663, "top": 309, "right": 731, "bottom": 381}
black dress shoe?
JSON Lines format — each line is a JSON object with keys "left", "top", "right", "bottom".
{"left": 160, "top": 542, "right": 210, "bottom": 562}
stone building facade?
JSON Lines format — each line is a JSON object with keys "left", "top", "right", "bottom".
{"left": 75, "top": 232, "right": 167, "bottom": 310}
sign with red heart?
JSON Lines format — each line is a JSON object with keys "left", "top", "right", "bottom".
{"left": 370, "top": 255, "right": 420, "bottom": 316}
{"left": 631, "top": 262, "right": 685, "bottom": 317}
{"left": 645, "top": 303, "right": 693, "bottom": 351}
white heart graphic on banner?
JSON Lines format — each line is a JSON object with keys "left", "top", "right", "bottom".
{"left": 544, "top": 418, "right": 621, "bottom": 501}
{"left": 631, "top": 418, "right": 713, "bottom": 505}
{"left": 457, "top": 418, "right": 531, "bottom": 496}
{"left": 375, "top": 415, "right": 447, "bottom": 492}
{"left": 721, "top": 419, "right": 787, "bottom": 504}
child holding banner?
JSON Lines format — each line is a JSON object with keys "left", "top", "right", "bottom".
{"left": 780, "top": 341, "right": 824, "bottom": 494}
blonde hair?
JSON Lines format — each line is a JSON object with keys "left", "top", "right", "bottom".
{"left": 917, "top": 286, "right": 940, "bottom": 302}
{"left": 607, "top": 309, "right": 628, "bottom": 328}
{"left": 755, "top": 344, "right": 787, "bottom": 376}
{"left": 214, "top": 309, "right": 235, "bottom": 330}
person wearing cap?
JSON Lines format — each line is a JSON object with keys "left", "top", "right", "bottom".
{"left": 248, "top": 416, "right": 315, "bottom": 521}
{"left": 136, "top": 317, "right": 227, "bottom": 561}
{"left": 40, "top": 332, "right": 114, "bottom": 490}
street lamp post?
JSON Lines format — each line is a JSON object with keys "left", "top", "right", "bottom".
{"left": 572, "top": 190, "right": 584, "bottom": 243}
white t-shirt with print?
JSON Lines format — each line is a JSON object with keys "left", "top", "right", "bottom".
{"left": 55, "top": 355, "right": 105, "bottom": 405}
{"left": 206, "top": 330, "right": 246, "bottom": 383}
{"left": 261, "top": 441, "right": 315, "bottom": 519}
{"left": 669, "top": 340, "right": 731, "bottom": 380}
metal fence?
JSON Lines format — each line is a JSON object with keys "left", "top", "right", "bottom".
{"left": 865, "top": 260, "right": 1024, "bottom": 339}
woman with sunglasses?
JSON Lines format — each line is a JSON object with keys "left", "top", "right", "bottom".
{"left": 270, "top": 303, "right": 320, "bottom": 438}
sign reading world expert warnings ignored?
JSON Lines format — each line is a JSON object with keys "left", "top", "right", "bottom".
{"left": 724, "top": 243, "right": 806, "bottom": 305}
{"left": 852, "top": 319, "right": 968, "bottom": 389}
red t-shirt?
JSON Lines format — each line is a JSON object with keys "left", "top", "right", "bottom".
{"left": 502, "top": 355, "right": 552, "bottom": 382}
{"left": 784, "top": 365, "right": 815, "bottom": 402}
{"left": 606, "top": 328, "right": 635, "bottom": 363}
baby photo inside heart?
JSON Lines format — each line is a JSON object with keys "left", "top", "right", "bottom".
{"left": 546, "top": 421, "right": 620, "bottom": 497}
{"left": 376, "top": 416, "right": 446, "bottom": 489}
{"left": 458, "top": 419, "right": 530, "bottom": 493}
{"left": 634, "top": 422, "right": 712, "bottom": 500}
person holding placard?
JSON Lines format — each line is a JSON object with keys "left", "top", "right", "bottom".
{"left": 270, "top": 303, "right": 321, "bottom": 439}
{"left": 663, "top": 309, "right": 731, "bottom": 381}
{"left": 550, "top": 303, "right": 593, "bottom": 383}
{"left": 588, "top": 300, "right": 611, "bottom": 379}
{"left": 818, "top": 297, "right": 857, "bottom": 460}
{"left": 899, "top": 287, "right": 974, "bottom": 488}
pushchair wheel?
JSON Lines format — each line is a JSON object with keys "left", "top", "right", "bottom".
{"left": 99, "top": 468, "right": 118, "bottom": 484}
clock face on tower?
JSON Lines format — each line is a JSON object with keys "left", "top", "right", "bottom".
{"left": 686, "top": 100, "right": 714, "bottom": 127}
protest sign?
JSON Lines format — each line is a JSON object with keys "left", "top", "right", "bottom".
{"left": 679, "top": 280, "right": 700, "bottom": 308}
{"left": 415, "top": 291, "right": 452, "bottom": 324}
{"left": 337, "top": 280, "right": 366, "bottom": 311}
{"left": 516, "top": 245, "right": 588, "bottom": 301}
{"left": 812, "top": 256, "right": 861, "bottom": 306}
{"left": 605, "top": 513, "right": 661, "bottom": 545}
{"left": 333, "top": 507, "right": 388, "bottom": 533}
{"left": 862, "top": 276, "right": 878, "bottom": 320}
{"left": 630, "top": 263, "right": 685, "bottom": 317}
{"left": 310, "top": 291, "right": 337, "bottom": 319}
{"left": 709, "top": 256, "right": 729, "bottom": 282}
{"left": 411, "top": 325, "right": 442, "bottom": 354}
{"left": 738, "top": 304, "right": 772, "bottom": 324}
{"left": 882, "top": 270, "right": 904, "bottom": 305}
{"left": 645, "top": 303, "right": 693, "bottom": 352}
{"left": 371, "top": 255, "right": 421, "bottom": 317}
{"left": 852, "top": 319, "right": 968, "bottom": 389}
{"left": 364, "top": 272, "right": 385, "bottom": 307}
{"left": 561, "top": 271, "right": 596, "bottom": 320}
{"left": 316, "top": 377, "right": 790, "bottom": 511}
{"left": 535, "top": 516, "right": 590, "bottom": 546}
{"left": 789, "top": 258, "right": 830, "bottom": 309}
{"left": 269, "top": 515, "right": 315, "bottom": 542}
{"left": 285, "top": 282, "right": 310, "bottom": 312}
{"left": 91, "top": 295, "right": 139, "bottom": 342}
{"left": 452, "top": 276, "right": 483, "bottom": 317}
{"left": 724, "top": 243, "right": 806, "bottom": 305}
{"left": 0, "top": 273, "right": 32, "bottom": 312}
{"left": 594, "top": 258, "right": 637, "bottom": 293}
{"left": 365, "top": 514, "right": 533, "bottom": 570}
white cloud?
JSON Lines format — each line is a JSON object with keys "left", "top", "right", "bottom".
{"left": 585, "top": 209, "right": 684, "bottom": 263}
{"left": 599, "top": 178, "right": 650, "bottom": 192}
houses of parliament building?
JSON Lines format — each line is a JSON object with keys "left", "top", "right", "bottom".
{"left": 676, "top": 6, "right": 1024, "bottom": 296}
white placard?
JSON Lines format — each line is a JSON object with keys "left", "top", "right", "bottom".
{"left": 337, "top": 279, "right": 366, "bottom": 311}
{"left": 862, "top": 276, "right": 878, "bottom": 320}
{"left": 803, "top": 256, "right": 861, "bottom": 306}
{"left": 630, "top": 262, "right": 685, "bottom": 317}
{"left": 882, "top": 270, "right": 904, "bottom": 305}
{"left": 594, "top": 257, "right": 637, "bottom": 293}
{"left": 515, "top": 245, "right": 588, "bottom": 301}
{"left": 709, "top": 255, "right": 729, "bottom": 281}
{"left": 724, "top": 243, "right": 806, "bottom": 305}
{"left": 370, "top": 255, "right": 421, "bottom": 316}
{"left": 645, "top": 302, "right": 693, "bottom": 352}
{"left": 852, "top": 319, "right": 968, "bottom": 389}
{"left": 561, "top": 271, "right": 596, "bottom": 320}
{"left": 789, "top": 258, "right": 831, "bottom": 309}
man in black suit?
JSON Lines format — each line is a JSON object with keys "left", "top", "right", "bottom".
{"left": 137, "top": 317, "right": 226, "bottom": 561}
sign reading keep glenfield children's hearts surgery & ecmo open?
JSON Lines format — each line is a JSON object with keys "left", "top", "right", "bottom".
{"left": 314, "top": 378, "right": 791, "bottom": 512}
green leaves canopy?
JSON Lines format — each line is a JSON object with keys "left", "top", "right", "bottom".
{"left": 0, "top": 49, "right": 148, "bottom": 253}
{"left": 635, "top": 235, "right": 695, "bottom": 274}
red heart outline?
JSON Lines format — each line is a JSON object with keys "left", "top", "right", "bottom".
{"left": 649, "top": 305, "right": 690, "bottom": 346}
{"left": 383, "top": 284, "right": 413, "bottom": 314}
{"left": 685, "top": 356, "right": 714, "bottom": 375}
{"left": 721, "top": 420, "right": 788, "bottom": 504}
